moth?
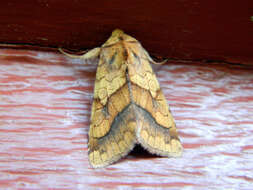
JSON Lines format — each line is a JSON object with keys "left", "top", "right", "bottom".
{"left": 60, "top": 29, "right": 182, "bottom": 168}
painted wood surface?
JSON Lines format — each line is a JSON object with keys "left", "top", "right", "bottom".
{"left": 0, "top": 49, "right": 253, "bottom": 189}
{"left": 0, "top": 1, "right": 253, "bottom": 64}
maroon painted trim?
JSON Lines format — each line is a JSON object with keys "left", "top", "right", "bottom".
{"left": 0, "top": 1, "right": 252, "bottom": 64}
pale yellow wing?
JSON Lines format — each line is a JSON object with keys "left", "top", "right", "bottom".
{"left": 126, "top": 42, "right": 183, "bottom": 157}
{"left": 88, "top": 42, "right": 137, "bottom": 168}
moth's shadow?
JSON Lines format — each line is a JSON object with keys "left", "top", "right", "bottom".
{"left": 129, "top": 144, "right": 157, "bottom": 158}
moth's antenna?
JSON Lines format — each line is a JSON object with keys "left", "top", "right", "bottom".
{"left": 59, "top": 47, "right": 101, "bottom": 60}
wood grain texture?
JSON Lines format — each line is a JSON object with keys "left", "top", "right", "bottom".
{"left": 0, "top": 1, "right": 253, "bottom": 64}
{"left": 0, "top": 49, "right": 253, "bottom": 189}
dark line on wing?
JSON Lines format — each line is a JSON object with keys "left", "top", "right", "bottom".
{"left": 97, "top": 102, "right": 172, "bottom": 141}
{"left": 109, "top": 52, "right": 117, "bottom": 65}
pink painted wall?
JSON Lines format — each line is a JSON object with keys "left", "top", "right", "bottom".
{"left": 0, "top": 49, "right": 252, "bottom": 189}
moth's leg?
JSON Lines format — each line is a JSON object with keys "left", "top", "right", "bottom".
{"left": 59, "top": 47, "right": 101, "bottom": 60}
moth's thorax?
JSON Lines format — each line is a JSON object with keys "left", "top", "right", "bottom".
{"left": 101, "top": 39, "right": 144, "bottom": 70}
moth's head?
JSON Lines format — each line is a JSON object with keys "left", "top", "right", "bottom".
{"left": 102, "top": 29, "right": 138, "bottom": 46}
{"left": 111, "top": 29, "right": 124, "bottom": 37}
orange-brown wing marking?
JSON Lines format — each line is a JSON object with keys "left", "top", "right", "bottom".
{"left": 132, "top": 84, "right": 182, "bottom": 156}
{"left": 127, "top": 42, "right": 182, "bottom": 157}
{"left": 90, "top": 45, "right": 128, "bottom": 138}
{"left": 88, "top": 84, "right": 137, "bottom": 168}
